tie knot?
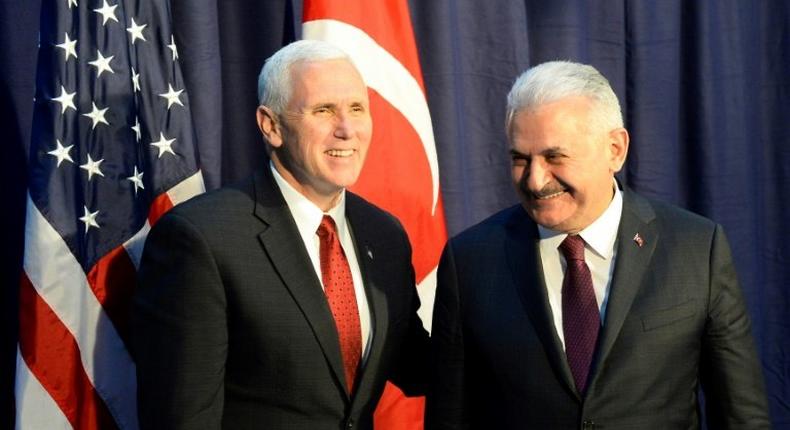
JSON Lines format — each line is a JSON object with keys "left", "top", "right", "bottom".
{"left": 317, "top": 215, "right": 337, "bottom": 238}
{"left": 560, "top": 234, "right": 586, "bottom": 261}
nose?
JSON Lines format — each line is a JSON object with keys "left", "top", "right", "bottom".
{"left": 333, "top": 112, "right": 354, "bottom": 140}
{"left": 525, "top": 159, "right": 551, "bottom": 192}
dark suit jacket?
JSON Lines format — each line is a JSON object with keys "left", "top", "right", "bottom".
{"left": 133, "top": 167, "right": 429, "bottom": 430}
{"left": 426, "top": 188, "right": 770, "bottom": 429}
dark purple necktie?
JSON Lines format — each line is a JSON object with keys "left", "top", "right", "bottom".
{"left": 560, "top": 234, "right": 600, "bottom": 395}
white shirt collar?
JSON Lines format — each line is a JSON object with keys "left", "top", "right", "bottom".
{"left": 270, "top": 162, "right": 347, "bottom": 239}
{"left": 537, "top": 179, "right": 623, "bottom": 260}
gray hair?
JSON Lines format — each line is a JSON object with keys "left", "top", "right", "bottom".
{"left": 257, "top": 40, "right": 352, "bottom": 114}
{"left": 505, "top": 61, "right": 623, "bottom": 134}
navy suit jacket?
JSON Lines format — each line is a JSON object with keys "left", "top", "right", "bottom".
{"left": 133, "top": 167, "right": 428, "bottom": 429}
{"left": 426, "top": 188, "right": 769, "bottom": 429}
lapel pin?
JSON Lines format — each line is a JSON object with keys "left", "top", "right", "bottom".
{"left": 633, "top": 233, "right": 644, "bottom": 247}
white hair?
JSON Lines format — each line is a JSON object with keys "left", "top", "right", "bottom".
{"left": 505, "top": 61, "right": 623, "bottom": 134}
{"left": 257, "top": 40, "right": 352, "bottom": 114}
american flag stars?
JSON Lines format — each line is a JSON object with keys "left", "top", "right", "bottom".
{"left": 93, "top": 0, "right": 118, "bottom": 26}
{"left": 47, "top": 139, "right": 75, "bottom": 167}
{"left": 79, "top": 205, "right": 101, "bottom": 233}
{"left": 52, "top": 85, "right": 76, "bottom": 113}
{"left": 82, "top": 102, "right": 110, "bottom": 129}
{"left": 56, "top": 33, "right": 77, "bottom": 60}
{"left": 126, "top": 18, "right": 148, "bottom": 44}
{"left": 79, "top": 154, "right": 105, "bottom": 181}
{"left": 42, "top": 0, "right": 194, "bottom": 204}
{"left": 159, "top": 84, "right": 184, "bottom": 109}
{"left": 31, "top": 0, "right": 199, "bottom": 258}
{"left": 151, "top": 132, "right": 177, "bottom": 158}
{"left": 88, "top": 50, "right": 115, "bottom": 77}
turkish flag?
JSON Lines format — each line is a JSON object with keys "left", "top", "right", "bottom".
{"left": 303, "top": 1, "right": 448, "bottom": 428}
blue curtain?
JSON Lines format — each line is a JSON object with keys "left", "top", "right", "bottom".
{"left": 2, "top": 0, "right": 787, "bottom": 427}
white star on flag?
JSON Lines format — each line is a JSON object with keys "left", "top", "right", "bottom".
{"left": 158, "top": 84, "right": 184, "bottom": 109}
{"left": 79, "top": 154, "right": 105, "bottom": 181}
{"left": 127, "top": 166, "right": 145, "bottom": 195}
{"left": 82, "top": 102, "right": 110, "bottom": 129}
{"left": 93, "top": 0, "right": 118, "bottom": 26}
{"left": 88, "top": 50, "right": 115, "bottom": 77}
{"left": 79, "top": 206, "right": 100, "bottom": 233}
{"left": 150, "top": 132, "right": 176, "bottom": 158}
{"left": 131, "top": 67, "right": 141, "bottom": 92}
{"left": 131, "top": 117, "right": 141, "bottom": 141}
{"left": 126, "top": 18, "right": 147, "bottom": 44}
{"left": 55, "top": 33, "right": 77, "bottom": 61}
{"left": 167, "top": 35, "right": 179, "bottom": 60}
{"left": 47, "top": 139, "right": 74, "bottom": 167}
{"left": 52, "top": 85, "right": 76, "bottom": 113}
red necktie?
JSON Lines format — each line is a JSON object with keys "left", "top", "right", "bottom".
{"left": 560, "top": 234, "right": 600, "bottom": 395}
{"left": 317, "top": 215, "right": 362, "bottom": 393}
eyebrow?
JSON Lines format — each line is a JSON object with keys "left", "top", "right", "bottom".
{"left": 508, "top": 146, "right": 565, "bottom": 157}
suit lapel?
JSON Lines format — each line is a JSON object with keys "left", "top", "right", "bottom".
{"left": 505, "top": 207, "right": 578, "bottom": 398}
{"left": 589, "top": 190, "right": 657, "bottom": 387}
{"left": 252, "top": 168, "right": 351, "bottom": 398}
{"left": 343, "top": 194, "right": 388, "bottom": 406}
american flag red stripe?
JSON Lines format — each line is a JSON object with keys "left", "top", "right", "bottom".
{"left": 303, "top": 1, "right": 448, "bottom": 428}
{"left": 19, "top": 273, "right": 118, "bottom": 430}
{"left": 16, "top": 0, "right": 205, "bottom": 426}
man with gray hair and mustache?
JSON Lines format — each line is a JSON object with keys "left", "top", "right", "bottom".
{"left": 426, "top": 61, "right": 769, "bottom": 429}
{"left": 133, "top": 40, "right": 429, "bottom": 429}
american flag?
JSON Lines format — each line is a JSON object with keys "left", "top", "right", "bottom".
{"left": 15, "top": 0, "right": 204, "bottom": 428}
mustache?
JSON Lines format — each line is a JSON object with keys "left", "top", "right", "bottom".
{"left": 520, "top": 181, "right": 568, "bottom": 199}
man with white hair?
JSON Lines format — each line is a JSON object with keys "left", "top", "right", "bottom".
{"left": 133, "top": 40, "right": 428, "bottom": 429}
{"left": 426, "top": 61, "right": 770, "bottom": 429}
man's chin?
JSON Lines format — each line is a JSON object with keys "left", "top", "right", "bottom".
{"left": 522, "top": 205, "right": 570, "bottom": 231}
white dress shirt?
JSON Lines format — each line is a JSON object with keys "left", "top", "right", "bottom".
{"left": 271, "top": 164, "right": 372, "bottom": 360}
{"left": 538, "top": 181, "right": 623, "bottom": 350}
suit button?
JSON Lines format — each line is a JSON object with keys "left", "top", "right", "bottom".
{"left": 582, "top": 420, "right": 596, "bottom": 429}
{"left": 347, "top": 419, "right": 354, "bottom": 429}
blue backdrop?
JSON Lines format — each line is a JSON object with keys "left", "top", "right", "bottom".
{"left": 2, "top": 0, "right": 788, "bottom": 427}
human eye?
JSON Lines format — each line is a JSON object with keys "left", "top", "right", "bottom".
{"left": 510, "top": 153, "right": 528, "bottom": 167}
{"left": 349, "top": 102, "right": 366, "bottom": 114}
{"left": 313, "top": 105, "right": 333, "bottom": 115}
{"left": 544, "top": 150, "right": 566, "bottom": 164}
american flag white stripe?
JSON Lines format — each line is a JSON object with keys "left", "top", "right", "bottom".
{"left": 14, "top": 349, "right": 72, "bottom": 430}
{"left": 166, "top": 170, "right": 206, "bottom": 205}
{"left": 22, "top": 194, "right": 139, "bottom": 430}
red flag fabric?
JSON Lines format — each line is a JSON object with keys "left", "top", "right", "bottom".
{"left": 303, "top": 2, "right": 448, "bottom": 428}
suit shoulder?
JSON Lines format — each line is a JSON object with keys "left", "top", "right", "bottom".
{"left": 450, "top": 204, "right": 525, "bottom": 246}
{"left": 159, "top": 176, "right": 255, "bottom": 228}
{"left": 346, "top": 192, "right": 406, "bottom": 233}
{"left": 642, "top": 195, "right": 719, "bottom": 232}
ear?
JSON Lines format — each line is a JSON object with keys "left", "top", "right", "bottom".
{"left": 607, "top": 127, "right": 629, "bottom": 173}
{"left": 257, "top": 106, "right": 284, "bottom": 148}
